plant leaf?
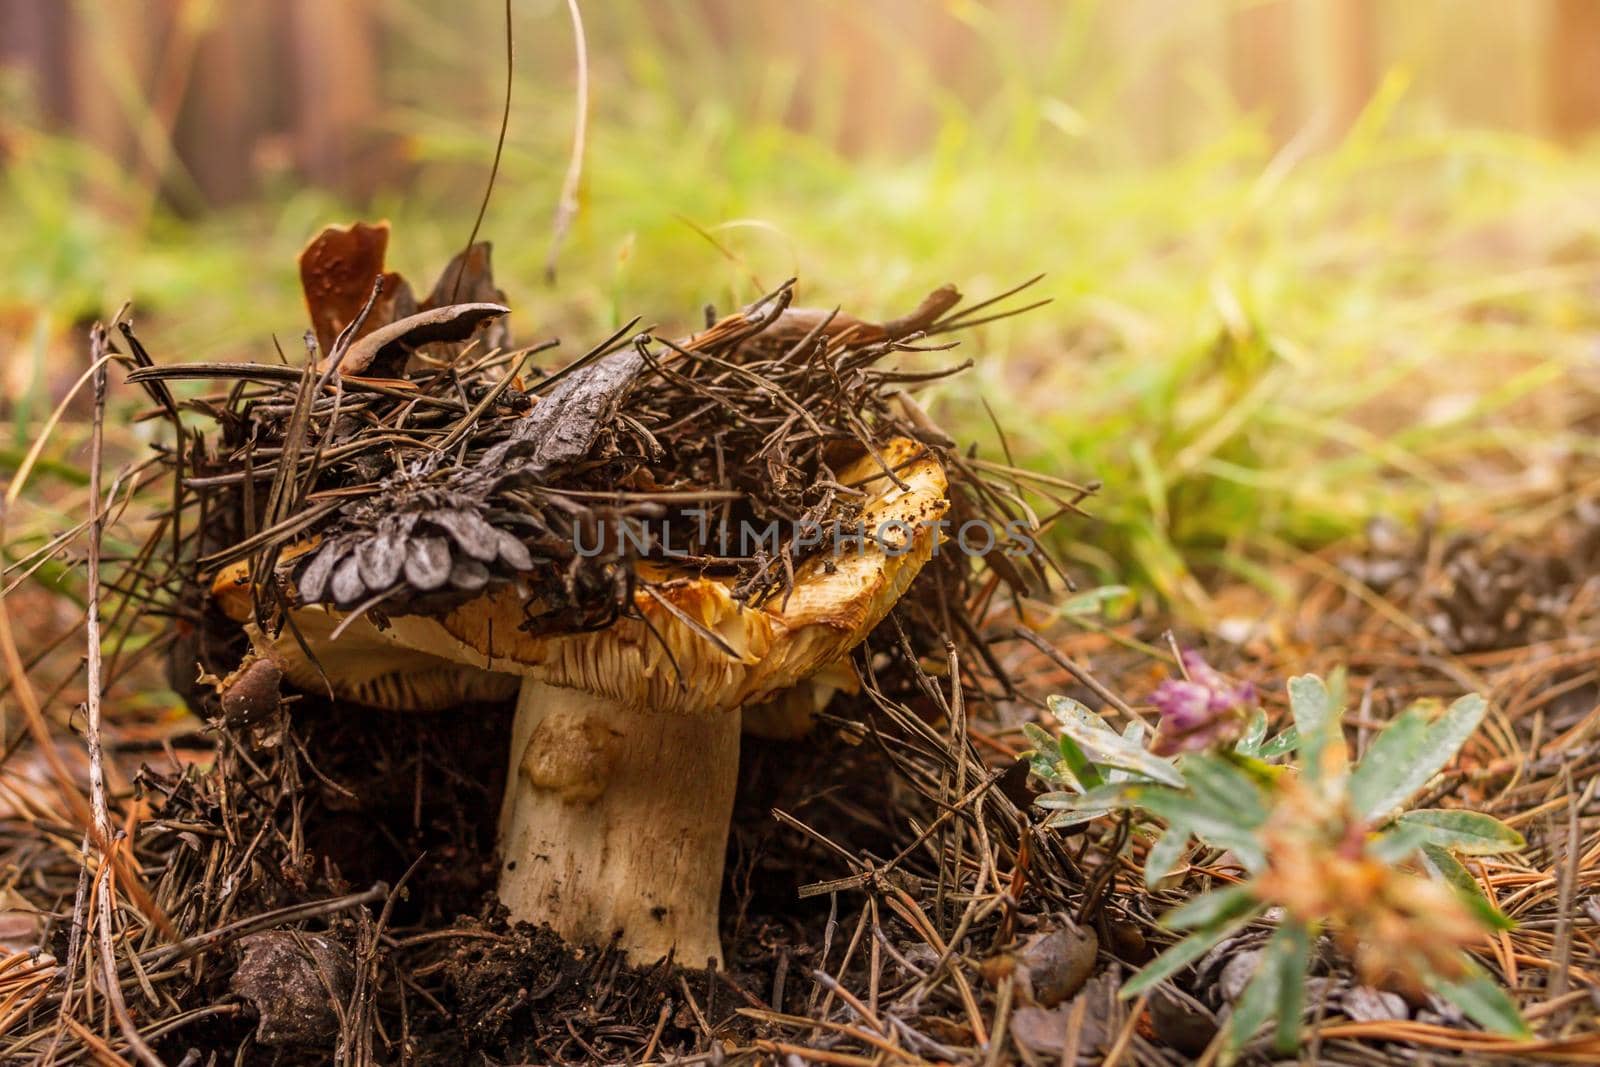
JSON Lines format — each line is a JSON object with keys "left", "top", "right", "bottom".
{"left": 1059, "top": 585, "right": 1130, "bottom": 616}
{"left": 1257, "top": 725, "right": 1299, "bottom": 759}
{"left": 1369, "top": 821, "right": 1430, "bottom": 864}
{"left": 1057, "top": 731, "right": 1105, "bottom": 790}
{"left": 1021, "top": 721, "right": 1056, "bottom": 752}
{"left": 1219, "top": 923, "right": 1314, "bottom": 1062}
{"left": 1222, "top": 751, "right": 1281, "bottom": 787}
{"left": 1348, "top": 706, "right": 1429, "bottom": 819}
{"left": 1287, "top": 673, "right": 1332, "bottom": 737}
{"left": 1124, "top": 787, "right": 1267, "bottom": 871}
{"left": 1145, "top": 826, "right": 1189, "bottom": 888}
{"left": 1288, "top": 671, "right": 1345, "bottom": 781}
{"left": 1048, "top": 695, "right": 1183, "bottom": 787}
{"left": 1271, "top": 924, "right": 1311, "bottom": 1054}
{"left": 1398, "top": 809, "right": 1524, "bottom": 855}
{"left": 1023, "top": 722, "right": 1072, "bottom": 787}
{"left": 1053, "top": 780, "right": 1142, "bottom": 810}
{"left": 1352, "top": 694, "right": 1488, "bottom": 821}
{"left": 1120, "top": 910, "right": 1263, "bottom": 998}
{"left": 1047, "top": 694, "right": 1120, "bottom": 736}
{"left": 1235, "top": 709, "right": 1268, "bottom": 756}
{"left": 1420, "top": 844, "right": 1516, "bottom": 931}
{"left": 1162, "top": 885, "right": 1258, "bottom": 930}
{"left": 1043, "top": 806, "right": 1114, "bottom": 829}
{"left": 1042, "top": 779, "right": 1136, "bottom": 827}
{"left": 1224, "top": 939, "right": 1284, "bottom": 1059}
{"left": 1180, "top": 754, "right": 1269, "bottom": 829}
{"left": 1426, "top": 961, "right": 1530, "bottom": 1038}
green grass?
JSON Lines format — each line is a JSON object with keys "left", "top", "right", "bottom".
{"left": 5, "top": 5, "right": 1600, "bottom": 614}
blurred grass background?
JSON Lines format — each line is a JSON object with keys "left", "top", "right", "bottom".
{"left": 3, "top": 0, "right": 1600, "bottom": 613}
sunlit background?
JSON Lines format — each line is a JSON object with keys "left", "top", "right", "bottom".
{"left": 4, "top": 0, "right": 1600, "bottom": 608}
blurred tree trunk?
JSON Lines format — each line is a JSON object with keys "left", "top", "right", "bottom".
{"left": 1228, "top": 0, "right": 1299, "bottom": 144}
{"left": 1320, "top": 0, "right": 1377, "bottom": 138}
{"left": 69, "top": 2, "right": 145, "bottom": 174}
{"left": 1549, "top": 0, "right": 1600, "bottom": 141}
{"left": 179, "top": 1, "right": 274, "bottom": 205}
{"left": 289, "top": 0, "right": 382, "bottom": 198}
{"left": 0, "top": 0, "right": 74, "bottom": 125}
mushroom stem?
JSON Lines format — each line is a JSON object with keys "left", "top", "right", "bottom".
{"left": 499, "top": 679, "right": 737, "bottom": 966}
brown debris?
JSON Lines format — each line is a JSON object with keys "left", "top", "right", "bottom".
{"left": 130, "top": 226, "right": 1066, "bottom": 676}
{"left": 298, "top": 220, "right": 413, "bottom": 357}
{"left": 1013, "top": 917, "right": 1098, "bottom": 1007}
{"left": 230, "top": 930, "right": 357, "bottom": 1047}
{"left": 217, "top": 654, "right": 283, "bottom": 727}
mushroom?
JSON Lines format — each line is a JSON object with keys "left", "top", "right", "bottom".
{"left": 221, "top": 437, "right": 947, "bottom": 965}
{"left": 739, "top": 657, "right": 860, "bottom": 739}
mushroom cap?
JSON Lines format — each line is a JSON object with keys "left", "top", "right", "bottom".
{"left": 378, "top": 437, "right": 947, "bottom": 714}
{"left": 213, "top": 544, "right": 521, "bottom": 712}
{"left": 223, "top": 437, "right": 947, "bottom": 715}
{"left": 210, "top": 541, "right": 321, "bottom": 624}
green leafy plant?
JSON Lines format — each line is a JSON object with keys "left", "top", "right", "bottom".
{"left": 1026, "top": 661, "right": 1528, "bottom": 1061}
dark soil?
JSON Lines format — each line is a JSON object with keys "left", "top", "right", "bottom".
{"left": 126, "top": 684, "right": 940, "bottom": 1064}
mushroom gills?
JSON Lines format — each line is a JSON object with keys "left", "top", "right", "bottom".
{"left": 247, "top": 611, "right": 518, "bottom": 711}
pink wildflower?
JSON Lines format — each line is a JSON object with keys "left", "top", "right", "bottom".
{"left": 1150, "top": 650, "right": 1255, "bottom": 756}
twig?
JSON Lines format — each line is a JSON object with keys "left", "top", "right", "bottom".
{"left": 86, "top": 330, "right": 163, "bottom": 1066}
{"left": 1100, "top": 991, "right": 1147, "bottom": 1067}
{"left": 545, "top": 0, "right": 590, "bottom": 282}
{"left": 452, "top": 0, "right": 514, "bottom": 301}
{"left": 1013, "top": 627, "right": 1149, "bottom": 726}
{"left": 143, "top": 884, "right": 388, "bottom": 971}
{"left": 1548, "top": 768, "right": 1590, "bottom": 1007}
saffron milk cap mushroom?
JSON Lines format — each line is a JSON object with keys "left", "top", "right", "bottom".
{"left": 226, "top": 437, "right": 947, "bottom": 965}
